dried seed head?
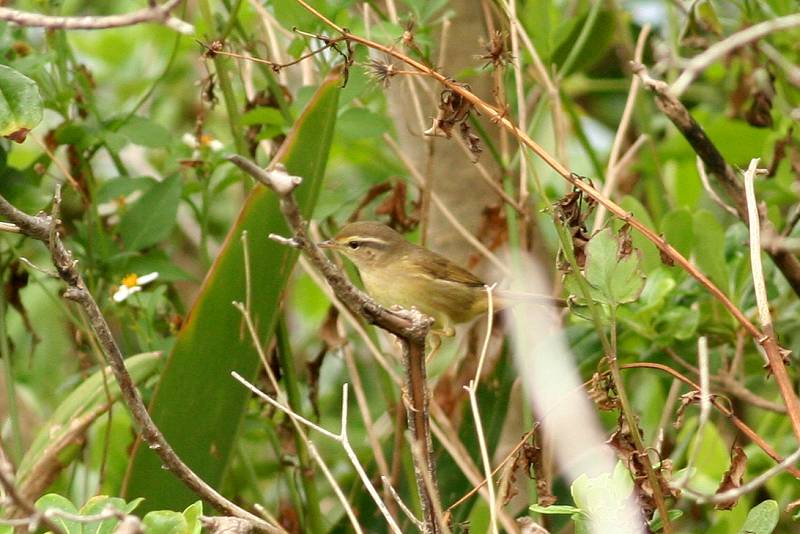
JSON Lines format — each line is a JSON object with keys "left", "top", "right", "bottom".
{"left": 365, "top": 58, "right": 397, "bottom": 88}
{"left": 477, "top": 30, "right": 513, "bottom": 70}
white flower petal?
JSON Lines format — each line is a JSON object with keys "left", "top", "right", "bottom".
{"left": 137, "top": 272, "right": 159, "bottom": 285}
{"left": 182, "top": 133, "right": 199, "bottom": 148}
{"left": 113, "top": 286, "right": 131, "bottom": 302}
{"left": 208, "top": 139, "right": 224, "bottom": 152}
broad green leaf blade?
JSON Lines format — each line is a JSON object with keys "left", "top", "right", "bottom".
{"left": 35, "top": 494, "right": 80, "bottom": 534}
{"left": 0, "top": 65, "right": 43, "bottom": 141}
{"left": 79, "top": 496, "right": 129, "bottom": 534}
{"left": 16, "top": 352, "right": 161, "bottom": 494}
{"left": 123, "top": 74, "right": 340, "bottom": 511}
{"left": 118, "top": 174, "right": 182, "bottom": 251}
{"left": 118, "top": 115, "right": 172, "bottom": 148}
{"left": 661, "top": 208, "right": 694, "bottom": 259}
{"left": 738, "top": 500, "right": 779, "bottom": 534}
{"left": 693, "top": 209, "right": 729, "bottom": 292}
{"left": 583, "top": 228, "right": 645, "bottom": 306}
{"left": 142, "top": 510, "right": 187, "bottom": 534}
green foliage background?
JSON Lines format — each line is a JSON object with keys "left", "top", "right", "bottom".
{"left": 1, "top": 0, "right": 800, "bottom": 533}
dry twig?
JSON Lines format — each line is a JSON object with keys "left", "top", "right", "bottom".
{"left": 0, "top": 0, "right": 192, "bottom": 33}
{"left": 0, "top": 187, "right": 275, "bottom": 532}
{"left": 228, "top": 156, "right": 442, "bottom": 533}
{"left": 671, "top": 13, "right": 800, "bottom": 96}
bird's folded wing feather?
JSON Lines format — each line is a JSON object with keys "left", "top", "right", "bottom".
{"left": 413, "top": 254, "right": 486, "bottom": 287}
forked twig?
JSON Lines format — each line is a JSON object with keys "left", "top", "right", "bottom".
{"left": 232, "top": 375, "right": 402, "bottom": 533}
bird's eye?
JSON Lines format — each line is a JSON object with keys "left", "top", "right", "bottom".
{"left": 348, "top": 240, "right": 360, "bottom": 250}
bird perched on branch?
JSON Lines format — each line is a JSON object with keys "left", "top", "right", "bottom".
{"left": 319, "top": 221, "right": 562, "bottom": 336}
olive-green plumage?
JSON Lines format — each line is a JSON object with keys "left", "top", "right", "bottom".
{"left": 319, "top": 221, "right": 501, "bottom": 334}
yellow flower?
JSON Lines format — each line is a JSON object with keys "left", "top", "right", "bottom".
{"left": 113, "top": 272, "right": 159, "bottom": 302}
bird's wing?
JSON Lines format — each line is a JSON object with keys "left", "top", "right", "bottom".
{"left": 414, "top": 253, "right": 486, "bottom": 287}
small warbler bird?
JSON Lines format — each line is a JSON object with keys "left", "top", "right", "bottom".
{"left": 319, "top": 221, "right": 552, "bottom": 335}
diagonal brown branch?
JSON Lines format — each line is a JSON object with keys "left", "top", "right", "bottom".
{"left": 621, "top": 362, "right": 800, "bottom": 479}
{"left": 634, "top": 63, "right": 800, "bottom": 298}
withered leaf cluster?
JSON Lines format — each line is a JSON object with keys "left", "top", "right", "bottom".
{"left": 424, "top": 86, "right": 483, "bottom": 156}
{"left": 347, "top": 180, "right": 419, "bottom": 233}
{"left": 554, "top": 182, "right": 596, "bottom": 269}
{"left": 588, "top": 372, "right": 621, "bottom": 411}
{"left": 608, "top": 414, "right": 679, "bottom": 521}
{"left": 374, "top": 180, "right": 419, "bottom": 232}
{"left": 714, "top": 446, "right": 747, "bottom": 510}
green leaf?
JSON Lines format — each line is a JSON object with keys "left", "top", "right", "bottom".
{"left": 661, "top": 208, "right": 694, "bottom": 259}
{"left": 142, "top": 510, "right": 187, "bottom": 534}
{"left": 529, "top": 504, "right": 584, "bottom": 515}
{"left": 16, "top": 353, "right": 162, "bottom": 495}
{"left": 739, "top": 500, "right": 779, "bottom": 534}
{"left": 693, "top": 209, "right": 729, "bottom": 292}
{"left": 240, "top": 106, "right": 286, "bottom": 126}
{"left": 96, "top": 176, "right": 157, "bottom": 203}
{"left": 0, "top": 64, "right": 43, "bottom": 140}
{"left": 117, "top": 175, "right": 182, "bottom": 251}
{"left": 551, "top": 9, "right": 615, "bottom": 76}
{"left": 582, "top": 228, "right": 646, "bottom": 306}
{"left": 35, "top": 494, "right": 81, "bottom": 534}
{"left": 570, "top": 462, "right": 639, "bottom": 532}
{"left": 79, "top": 496, "right": 128, "bottom": 534}
{"left": 124, "top": 72, "right": 341, "bottom": 512}
{"left": 650, "top": 509, "right": 684, "bottom": 532}
{"left": 118, "top": 115, "right": 172, "bottom": 149}
{"left": 182, "top": 502, "right": 203, "bottom": 534}
{"left": 337, "top": 107, "right": 391, "bottom": 140}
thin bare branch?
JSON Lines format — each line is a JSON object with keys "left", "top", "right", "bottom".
{"left": 229, "top": 156, "right": 441, "bottom": 533}
{"left": 0, "top": 187, "right": 276, "bottom": 532}
{"left": 594, "top": 24, "right": 651, "bottom": 229}
{"left": 621, "top": 363, "right": 800, "bottom": 478}
{"left": 233, "top": 374, "right": 402, "bottom": 534}
{"left": 741, "top": 157, "right": 800, "bottom": 441}
{"left": 0, "top": 443, "right": 65, "bottom": 534}
{"left": 0, "top": 0, "right": 192, "bottom": 33}
{"left": 684, "top": 446, "right": 800, "bottom": 504}
{"left": 696, "top": 157, "right": 738, "bottom": 217}
{"left": 671, "top": 13, "right": 800, "bottom": 96}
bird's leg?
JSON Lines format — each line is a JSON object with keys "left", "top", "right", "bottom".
{"left": 426, "top": 324, "right": 454, "bottom": 363}
{"left": 426, "top": 334, "right": 442, "bottom": 363}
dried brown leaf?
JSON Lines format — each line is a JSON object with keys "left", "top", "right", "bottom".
{"left": 424, "top": 86, "right": 474, "bottom": 141}
{"left": 318, "top": 306, "right": 344, "bottom": 350}
{"left": 375, "top": 180, "right": 419, "bottom": 232}
{"left": 588, "top": 372, "right": 621, "bottom": 411}
{"left": 674, "top": 391, "right": 702, "bottom": 429}
{"left": 526, "top": 427, "right": 557, "bottom": 507}
{"left": 553, "top": 185, "right": 594, "bottom": 269}
{"left": 714, "top": 446, "right": 747, "bottom": 510}
{"left": 618, "top": 223, "right": 633, "bottom": 258}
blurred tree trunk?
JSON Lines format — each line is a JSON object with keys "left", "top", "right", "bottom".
{"left": 386, "top": 0, "right": 501, "bottom": 268}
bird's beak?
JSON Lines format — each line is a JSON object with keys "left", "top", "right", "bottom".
{"left": 318, "top": 239, "right": 337, "bottom": 249}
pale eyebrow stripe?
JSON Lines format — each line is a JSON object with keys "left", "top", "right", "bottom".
{"left": 347, "top": 237, "right": 389, "bottom": 247}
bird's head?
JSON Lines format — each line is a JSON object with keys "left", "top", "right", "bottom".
{"left": 318, "top": 221, "right": 407, "bottom": 271}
